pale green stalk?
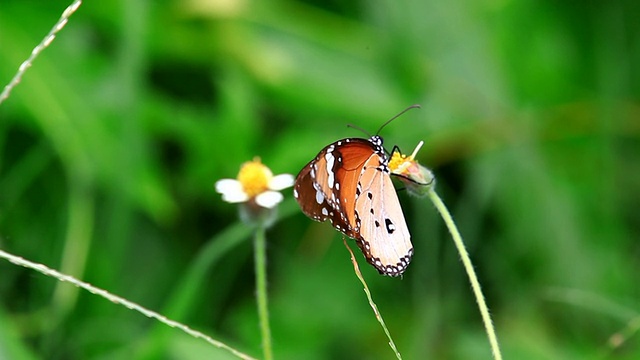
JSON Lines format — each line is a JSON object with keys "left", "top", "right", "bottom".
{"left": 254, "top": 225, "right": 273, "bottom": 360}
{"left": 428, "top": 189, "right": 502, "bottom": 360}
{"left": 0, "top": 0, "right": 82, "bottom": 104}
{"left": 344, "top": 239, "right": 402, "bottom": 360}
{"left": 0, "top": 249, "right": 257, "bottom": 360}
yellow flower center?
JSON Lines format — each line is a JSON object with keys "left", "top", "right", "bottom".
{"left": 389, "top": 141, "right": 424, "bottom": 175}
{"left": 388, "top": 151, "right": 409, "bottom": 172}
{"left": 237, "top": 158, "right": 272, "bottom": 198}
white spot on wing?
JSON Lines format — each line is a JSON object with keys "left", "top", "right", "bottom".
{"left": 325, "top": 151, "right": 335, "bottom": 188}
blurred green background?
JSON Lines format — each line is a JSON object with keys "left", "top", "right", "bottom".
{"left": 1, "top": 0, "right": 639, "bottom": 359}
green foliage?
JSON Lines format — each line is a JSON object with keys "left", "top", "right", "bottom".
{"left": 1, "top": 0, "right": 639, "bottom": 359}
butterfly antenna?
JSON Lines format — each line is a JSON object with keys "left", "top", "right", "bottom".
{"left": 346, "top": 123, "right": 372, "bottom": 137}
{"left": 375, "top": 104, "right": 421, "bottom": 135}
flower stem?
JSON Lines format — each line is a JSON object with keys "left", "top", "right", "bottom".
{"left": 254, "top": 225, "right": 273, "bottom": 360}
{"left": 343, "top": 238, "right": 402, "bottom": 360}
{"left": 427, "top": 189, "right": 502, "bottom": 360}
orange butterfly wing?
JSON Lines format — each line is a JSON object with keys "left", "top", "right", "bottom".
{"left": 294, "top": 136, "right": 413, "bottom": 276}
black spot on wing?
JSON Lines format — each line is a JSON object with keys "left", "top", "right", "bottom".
{"left": 385, "top": 218, "right": 395, "bottom": 234}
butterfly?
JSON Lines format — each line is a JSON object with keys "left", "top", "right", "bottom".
{"left": 293, "top": 106, "right": 419, "bottom": 276}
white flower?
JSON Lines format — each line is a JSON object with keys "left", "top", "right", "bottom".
{"left": 215, "top": 158, "right": 294, "bottom": 209}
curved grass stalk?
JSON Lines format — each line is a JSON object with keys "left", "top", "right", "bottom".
{"left": 0, "top": 0, "right": 82, "bottom": 104}
{"left": 0, "top": 249, "right": 257, "bottom": 360}
{"left": 343, "top": 238, "right": 402, "bottom": 360}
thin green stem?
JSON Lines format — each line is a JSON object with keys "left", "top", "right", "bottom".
{"left": 138, "top": 198, "right": 299, "bottom": 359}
{"left": 343, "top": 238, "right": 402, "bottom": 360}
{"left": 0, "top": 0, "right": 82, "bottom": 104}
{"left": 254, "top": 225, "right": 273, "bottom": 360}
{"left": 428, "top": 189, "right": 502, "bottom": 360}
{"left": 0, "top": 249, "right": 257, "bottom": 360}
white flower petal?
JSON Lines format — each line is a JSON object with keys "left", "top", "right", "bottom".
{"left": 222, "top": 191, "right": 249, "bottom": 203}
{"left": 269, "top": 174, "right": 294, "bottom": 191}
{"left": 255, "top": 191, "right": 283, "bottom": 208}
{"left": 215, "top": 179, "right": 242, "bottom": 193}
{"left": 215, "top": 179, "right": 249, "bottom": 203}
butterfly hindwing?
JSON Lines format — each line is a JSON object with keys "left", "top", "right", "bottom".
{"left": 297, "top": 138, "right": 375, "bottom": 237}
{"left": 294, "top": 161, "right": 351, "bottom": 234}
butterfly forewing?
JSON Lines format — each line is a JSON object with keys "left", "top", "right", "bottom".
{"left": 354, "top": 156, "right": 413, "bottom": 276}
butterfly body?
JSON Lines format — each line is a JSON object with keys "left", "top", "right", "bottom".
{"left": 294, "top": 135, "right": 413, "bottom": 276}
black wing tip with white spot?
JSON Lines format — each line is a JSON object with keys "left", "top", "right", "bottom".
{"left": 376, "top": 250, "right": 413, "bottom": 277}
{"left": 355, "top": 240, "right": 414, "bottom": 277}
